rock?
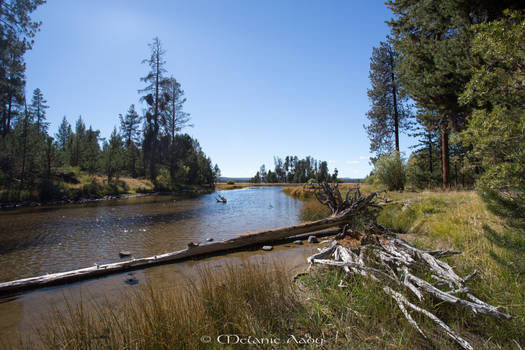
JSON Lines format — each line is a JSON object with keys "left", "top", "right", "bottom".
{"left": 293, "top": 240, "right": 303, "bottom": 245}
{"left": 119, "top": 251, "right": 131, "bottom": 258}
{"left": 125, "top": 277, "right": 138, "bottom": 285}
{"left": 206, "top": 237, "right": 214, "bottom": 242}
{"left": 187, "top": 242, "right": 199, "bottom": 249}
{"left": 307, "top": 235, "right": 318, "bottom": 244}
{"left": 262, "top": 245, "right": 273, "bottom": 251}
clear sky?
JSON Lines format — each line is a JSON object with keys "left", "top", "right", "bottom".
{"left": 25, "top": 0, "right": 415, "bottom": 178}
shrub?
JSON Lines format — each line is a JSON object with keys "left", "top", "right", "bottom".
{"left": 155, "top": 168, "right": 171, "bottom": 191}
{"left": 373, "top": 152, "right": 406, "bottom": 191}
{"left": 226, "top": 180, "right": 235, "bottom": 185}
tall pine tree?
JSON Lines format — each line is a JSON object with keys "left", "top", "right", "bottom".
{"left": 365, "top": 40, "right": 410, "bottom": 156}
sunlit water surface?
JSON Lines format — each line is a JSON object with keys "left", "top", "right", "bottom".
{"left": 0, "top": 187, "right": 319, "bottom": 346}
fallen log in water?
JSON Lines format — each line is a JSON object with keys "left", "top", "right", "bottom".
{"left": 0, "top": 188, "right": 382, "bottom": 295}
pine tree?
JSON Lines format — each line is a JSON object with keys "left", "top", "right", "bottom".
{"left": 102, "top": 127, "right": 124, "bottom": 183}
{"left": 71, "top": 116, "right": 86, "bottom": 167}
{"left": 84, "top": 127, "right": 100, "bottom": 174}
{"left": 139, "top": 37, "right": 170, "bottom": 184}
{"left": 55, "top": 116, "right": 72, "bottom": 166}
{"left": 365, "top": 40, "right": 410, "bottom": 156}
{"left": 386, "top": 0, "right": 518, "bottom": 187}
{"left": 163, "top": 77, "right": 191, "bottom": 182}
{"left": 29, "top": 88, "right": 49, "bottom": 134}
{"left": 119, "top": 104, "right": 142, "bottom": 177}
{"left": 0, "top": 0, "right": 44, "bottom": 137}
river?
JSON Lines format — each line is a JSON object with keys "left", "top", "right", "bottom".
{"left": 0, "top": 186, "right": 319, "bottom": 346}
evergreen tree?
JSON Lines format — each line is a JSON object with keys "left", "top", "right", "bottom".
{"left": 84, "top": 127, "right": 100, "bottom": 174}
{"left": 459, "top": 10, "right": 525, "bottom": 220}
{"left": 29, "top": 88, "right": 48, "bottom": 134}
{"left": 386, "top": 0, "right": 518, "bottom": 187}
{"left": 163, "top": 77, "right": 191, "bottom": 182}
{"left": 0, "top": 0, "right": 44, "bottom": 136}
{"left": 55, "top": 116, "right": 72, "bottom": 166}
{"left": 213, "top": 164, "right": 221, "bottom": 184}
{"left": 71, "top": 116, "right": 86, "bottom": 167}
{"left": 102, "top": 127, "right": 124, "bottom": 183}
{"left": 119, "top": 104, "right": 142, "bottom": 177}
{"left": 139, "top": 37, "right": 170, "bottom": 184}
{"left": 365, "top": 40, "right": 410, "bottom": 156}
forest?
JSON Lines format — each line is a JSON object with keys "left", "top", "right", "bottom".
{"left": 0, "top": 2, "right": 219, "bottom": 203}
{"left": 250, "top": 156, "right": 338, "bottom": 183}
{"left": 364, "top": 2, "right": 524, "bottom": 222}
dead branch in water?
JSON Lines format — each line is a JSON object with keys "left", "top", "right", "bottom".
{"left": 304, "top": 182, "right": 511, "bottom": 350}
{"left": 0, "top": 185, "right": 385, "bottom": 295}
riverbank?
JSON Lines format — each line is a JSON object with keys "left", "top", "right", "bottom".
{"left": 4, "top": 185, "right": 523, "bottom": 349}
{"left": 281, "top": 184, "right": 525, "bottom": 349}
{"left": 0, "top": 174, "right": 214, "bottom": 210}
{"left": 216, "top": 182, "right": 302, "bottom": 190}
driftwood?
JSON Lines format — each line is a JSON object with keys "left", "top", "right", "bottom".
{"left": 0, "top": 187, "right": 384, "bottom": 295}
{"left": 216, "top": 194, "right": 227, "bottom": 203}
{"left": 304, "top": 183, "right": 511, "bottom": 350}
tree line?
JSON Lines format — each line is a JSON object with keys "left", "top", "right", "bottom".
{"left": 250, "top": 156, "right": 338, "bottom": 183}
{"left": 365, "top": 1, "right": 524, "bottom": 200}
{"left": 0, "top": 1, "right": 219, "bottom": 202}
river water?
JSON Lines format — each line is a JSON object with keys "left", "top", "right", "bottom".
{"left": 0, "top": 186, "right": 319, "bottom": 346}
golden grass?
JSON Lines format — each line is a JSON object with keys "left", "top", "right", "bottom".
{"left": 10, "top": 186, "right": 523, "bottom": 349}
{"left": 284, "top": 186, "right": 525, "bottom": 349}
{"left": 19, "top": 262, "right": 304, "bottom": 350}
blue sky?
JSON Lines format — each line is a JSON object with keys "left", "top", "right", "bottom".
{"left": 25, "top": 0, "right": 415, "bottom": 178}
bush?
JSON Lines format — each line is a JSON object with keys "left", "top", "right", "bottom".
{"left": 373, "top": 152, "right": 406, "bottom": 191}
{"left": 155, "top": 168, "right": 171, "bottom": 191}
{"left": 226, "top": 180, "right": 235, "bottom": 185}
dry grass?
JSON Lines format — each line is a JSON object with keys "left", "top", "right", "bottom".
{"left": 216, "top": 182, "right": 301, "bottom": 190}
{"left": 285, "top": 186, "right": 525, "bottom": 349}
{"left": 20, "top": 262, "right": 303, "bottom": 350}
{"left": 10, "top": 186, "right": 523, "bottom": 349}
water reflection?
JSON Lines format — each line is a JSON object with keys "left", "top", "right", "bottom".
{"left": 0, "top": 186, "right": 302, "bottom": 282}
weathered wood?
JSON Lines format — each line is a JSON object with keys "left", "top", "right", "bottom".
{"left": 0, "top": 184, "right": 381, "bottom": 294}
{"left": 307, "top": 231, "right": 512, "bottom": 350}
{"left": 0, "top": 191, "right": 379, "bottom": 295}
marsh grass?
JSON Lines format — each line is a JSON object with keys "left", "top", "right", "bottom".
{"left": 284, "top": 186, "right": 525, "bottom": 349}
{"left": 23, "top": 262, "right": 304, "bottom": 350}
{"left": 11, "top": 186, "right": 525, "bottom": 349}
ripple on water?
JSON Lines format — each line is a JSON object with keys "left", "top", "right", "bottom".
{"left": 0, "top": 187, "right": 303, "bottom": 282}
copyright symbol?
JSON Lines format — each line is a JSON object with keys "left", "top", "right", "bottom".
{"left": 200, "top": 335, "right": 211, "bottom": 343}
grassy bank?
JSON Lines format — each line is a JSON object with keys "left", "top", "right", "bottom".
{"left": 216, "top": 182, "right": 302, "bottom": 190}
{"left": 0, "top": 167, "right": 218, "bottom": 207}
{"left": 9, "top": 185, "right": 524, "bottom": 349}
{"left": 284, "top": 184, "right": 525, "bottom": 349}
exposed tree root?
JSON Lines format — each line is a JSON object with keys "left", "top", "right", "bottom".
{"left": 304, "top": 183, "right": 511, "bottom": 350}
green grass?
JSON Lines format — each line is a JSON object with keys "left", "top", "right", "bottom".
{"left": 284, "top": 186, "right": 525, "bottom": 349}
{"left": 9, "top": 187, "right": 524, "bottom": 349}
{"left": 17, "top": 262, "right": 307, "bottom": 350}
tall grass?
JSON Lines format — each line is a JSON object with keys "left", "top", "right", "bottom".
{"left": 284, "top": 186, "right": 525, "bottom": 349}
{"left": 25, "top": 262, "right": 303, "bottom": 350}
{"left": 12, "top": 187, "right": 524, "bottom": 349}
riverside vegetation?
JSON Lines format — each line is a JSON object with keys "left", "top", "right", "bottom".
{"left": 8, "top": 184, "right": 523, "bottom": 350}
{"left": 0, "top": 3, "right": 219, "bottom": 204}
